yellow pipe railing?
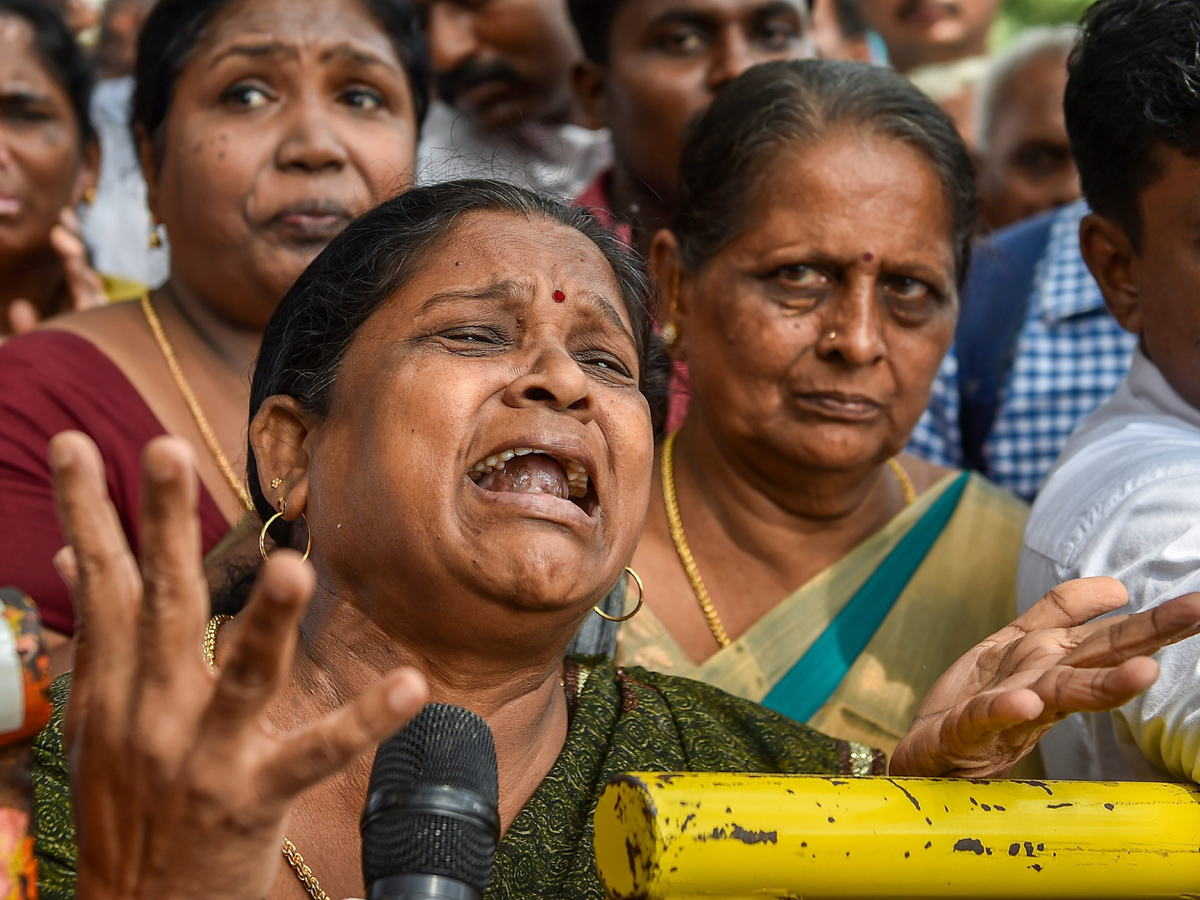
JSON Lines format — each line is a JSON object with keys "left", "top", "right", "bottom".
{"left": 593, "top": 773, "right": 1200, "bottom": 899}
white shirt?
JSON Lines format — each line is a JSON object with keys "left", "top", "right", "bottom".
{"left": 1018, "top": 347, "right": 1200, "bottom": 783}
{"left": 81, "top": 77, "right": 170, "bottom": 287}
{"left": 416, "top": 101, "right": 612, "bottom": 200}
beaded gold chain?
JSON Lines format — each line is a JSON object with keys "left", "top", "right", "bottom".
{"left": 142, "top": 295, "right": 254, "bottom": 512}
{"left": 660, "top": 432, "right": 918, "bottom": 649}
{"left": 204, "top": 615, "right": 330, "bottom": 900}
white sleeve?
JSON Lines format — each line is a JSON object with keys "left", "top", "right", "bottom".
{"left": 1068, "top": 472, "right": 1200, "bottom": 782}
{"left": 1016, "top": 544, "right": 1070, "bottom": 616}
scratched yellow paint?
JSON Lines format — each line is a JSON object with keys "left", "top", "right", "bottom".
{"left": 593, "top": 773, "right": 1200, "bottom": 899}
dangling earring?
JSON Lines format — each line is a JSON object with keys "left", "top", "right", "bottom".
{"left": 593, "top": 567, "right": 645, "bottom": 623}
{"left": 259, "top": 497, "right": 313, "bottom": 563}
{"left": 660, "top": 268, "right": 681, "bottom": 348}
{"left": 148, "top": 216, "right": 163, "bottom": 249}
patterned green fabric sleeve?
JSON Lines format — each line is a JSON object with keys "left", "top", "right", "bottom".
{"left": 27, "top": 660, "right": 880, "bottom": 900}
{"left": 31, "top": 675, "right": 76, "bottom": 900}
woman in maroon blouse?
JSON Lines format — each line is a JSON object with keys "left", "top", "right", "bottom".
{"left": 0, "top": 0, "right": 429, "bottom": 650}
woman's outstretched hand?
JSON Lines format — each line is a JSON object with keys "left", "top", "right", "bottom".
{"left": 50, "top": 431, "right": 428, "bottom": 900}
{"left": 891, "top": 578, "right": 1200, "bottom": 778}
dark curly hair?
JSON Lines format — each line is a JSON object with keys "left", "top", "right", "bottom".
{"left": 1064, "top": 0, "right": 1200, "bottom": 249}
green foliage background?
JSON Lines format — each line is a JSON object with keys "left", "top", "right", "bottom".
{"left": 996, "top": 0, "right": 1094, "bottom": 44}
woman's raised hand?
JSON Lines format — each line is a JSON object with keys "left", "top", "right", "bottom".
{"left": 6, "top": 209, "right": 107, "bottom": 337}
{"left": 50, "top": 431, "right": 428, "bottom": 900}
{"left": 891, "top": 578, "right": 1200, "bottom": 778}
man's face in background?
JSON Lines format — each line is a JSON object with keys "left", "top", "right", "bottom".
{"left": 417, "top": 0, "right": 586, "bottom": 130}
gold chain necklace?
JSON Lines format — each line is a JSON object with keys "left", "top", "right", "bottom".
{"left": 660, "top": 432, "right": 918, "bottom": 649}
{"left": 205, "top": 615, "right": 330, "bottom": 900}
{"left": 142, "top": 295, "right": 254, "bottom": 512}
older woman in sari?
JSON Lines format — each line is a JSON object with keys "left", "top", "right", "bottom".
{"left": 34, "top": 180, "right": 1200, "bottom": 900}
{"left": 616, "top": 60, "right": 1027, "bottom": 755}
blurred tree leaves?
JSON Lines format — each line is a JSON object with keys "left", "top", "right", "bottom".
{"left": 995, "top": 0, "right": 1093, "bottom": 45}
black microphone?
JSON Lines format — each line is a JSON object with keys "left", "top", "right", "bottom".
{"left": 361, "top": 703, "right": 501, "bottom": 900}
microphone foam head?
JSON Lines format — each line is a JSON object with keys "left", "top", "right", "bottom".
{"left": 362, "top": 703, "right": 500, "bottom": 893}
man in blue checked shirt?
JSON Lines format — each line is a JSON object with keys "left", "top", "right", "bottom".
{"left": 907, "top": 197, "right": 1137, "bottom": 501}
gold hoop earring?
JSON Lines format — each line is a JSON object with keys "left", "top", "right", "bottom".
{"left": 593, "top": 567, "right": 645, "bottom": 623}
{"left": 259, "top": 511, "right": 312, "bottom": 563}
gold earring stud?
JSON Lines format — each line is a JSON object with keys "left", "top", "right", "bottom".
{"left": 661, "top": 321, "right": 679, "bottom": 347}
{"left": 271, "top": 478, "right": 282, "bottom": 489}
{"left": 83, "top": 187, "right": 97, "bottom": 205}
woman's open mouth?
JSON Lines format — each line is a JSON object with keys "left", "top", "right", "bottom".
{"left": 467, "top": 447, "right": 599, "bottom": 522}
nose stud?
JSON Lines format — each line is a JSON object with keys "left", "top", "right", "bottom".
{"left": 827, "top": 331, "right": 838, "bottom": 341}
{"left": 553, "top": 289, "right": 566, "bottom": 303}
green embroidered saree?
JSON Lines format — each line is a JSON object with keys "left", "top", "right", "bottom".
{"left": 32, "top": 657, "right": 882, "bottom": 900}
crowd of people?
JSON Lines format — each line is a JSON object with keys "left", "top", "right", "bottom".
{"left": 1, "top": 0, "right": 1199, "bottom": 897}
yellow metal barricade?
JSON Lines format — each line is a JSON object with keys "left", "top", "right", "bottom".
{"left": 593, "top": 773, "right": 1200, "bottom": 899}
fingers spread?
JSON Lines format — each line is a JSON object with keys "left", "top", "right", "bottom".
{"left": 951, "top": 688, "right": 1045, "bottom": 749}
{"left": 50, "top": 432, "right": 141, "bottom": 686}
{"left": 136, "top": 439, "right": 209, "bottom": 695}
{"left": 1034, "top": 657, "right": 1160, "bottom": 717}
{"left": 1016, "top": 578, "right": 1130, "bottom": 632}
{"left": 890, "top": 688, "right": 1043, "bottom": 777}
{"left": 264, "top": 669, "right": 427, "bottom": 803}
{"left": 203, "top": 554, "right": 315, "bottom": 737}
{"left": 1065, "top": 594, "right": 1200, "bottom": 669}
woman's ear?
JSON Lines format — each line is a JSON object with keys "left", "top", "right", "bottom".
{"left": 649, "top": 228, "right": 690, "bottom": 361}
{"left": 134, "top": 124, "right": 161, "bottom": 220}
{"left": 1079, "top": 212, "right": 1143, "bottom": 337}
{"left": 250, "top": 397, "right": 316, "bottom": 520}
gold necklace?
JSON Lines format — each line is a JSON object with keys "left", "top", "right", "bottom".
{"left": 142, "top": 295, "right": 254, "bottom": 512}
{"left": 204, "top": 615, "right": 330, "bottom": 900}
{"left": 660, "top": 432, "right": 918, "bottom": 649}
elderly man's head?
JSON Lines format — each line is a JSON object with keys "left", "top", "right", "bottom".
{"left": 975, "top": 26, "right": 1080, "bottom": 230}
{"left": 415, "top": 0, "right": 585, "bottom": 131}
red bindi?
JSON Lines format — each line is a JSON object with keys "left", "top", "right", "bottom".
{"left": 553, "top": 289, "right": 566, "bottom": 303}
{"left": 863, "top": 252, "right": 875, "bottom": 262}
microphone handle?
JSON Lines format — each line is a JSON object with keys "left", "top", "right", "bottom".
{"left": 367, "top": 873, "right": 482, "bottom": 900}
